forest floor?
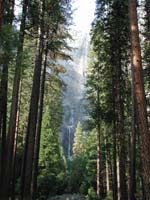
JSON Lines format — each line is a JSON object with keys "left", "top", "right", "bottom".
{"left": 48, "top": 194, "right": 85, "bottom": 200}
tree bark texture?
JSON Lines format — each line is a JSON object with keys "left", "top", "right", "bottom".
{"left": 31, "top": 39, "right": 48, "bottom": 200}
{"left": 1, "top": 0, "right": 28, "bottom": 198}
{"left": 129, "top": 0, "right": 150, "bottom": 199}
{"left": 129, "top": 63, "right": 136, "bottom": 200}
{"left": 22, "top": 1, "right": 45, "bottom": 198}
{"left": 115, "top": 8, "right": 127, "bottom": 199}
{"left": 0, "top": 1, "right": 15, "bottom": 198}
{"left": 109, "top": 2, "right": 128, "bottom": 198}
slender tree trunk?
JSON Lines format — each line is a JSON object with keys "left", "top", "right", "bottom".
{"left": 31, "top": 39, "right": 48, "bottom": 200}
{"left": 118, "top": 91, "right": 127, "bottom": 200}
{"left": 2, "top": 0, "right": 27, "bottom": 198}
{"left": 129, "top": 0, "right": 150, "bottom": 199}
{"left": 0, "top": 1, "right": 15, "bottom": 198}
{"left": 96, "top": 87, "right": 100, "bottom": 197}
{"left": 113, "top": 123, "right": 118, "bottom": 200}
{"left": 96, "top": 88, "right": 103, "bottom": 198}
{"left": 116, "top": 25, "right": 127, "bottom": 200}
{"left": 145, "top": 0, "right": 150, "bottom": 32}
{"left": 117, "top": 157, "right": 120, "bottom": 200}
{"left": 20, "top": 124, "right": 28, "bottom": 200}
{"left": 113, "top": 34, "right": 127, "bottom": 200}
{"left": 97, "top": 124, "right": 101, "bottom": 197}
{"left": 0, "top": 62, "right": 8, "bottom": 193}
{"left": 11, "top": 80, "right": 22, "bottom": 200}
{"left": 129, "top": 64, "right": 136, "bottom": 200}
{"left": 0, "top": 0, "right": 4, "bottom": 31}
{"left": 22, "top": 1, "right": 45, "bottom": 199}
{"left": 104, "top": 134, "right": 110, "bottom": 194}
{"left": 112, "top": 78, "right": 118, "bottom": 200}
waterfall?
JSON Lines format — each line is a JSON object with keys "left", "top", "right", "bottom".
{"left": 61, "top": 32, "right": 89, "bottom": 157}
{"left": 67, "top": 108, "right": 74, "bottom": 160}
{"left": 67, "top": 125, "right": 72, "bottom": 160}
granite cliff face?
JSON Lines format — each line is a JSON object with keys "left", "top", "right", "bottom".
{"left": 60, "top": 32, "right": 89, "bottom": 158}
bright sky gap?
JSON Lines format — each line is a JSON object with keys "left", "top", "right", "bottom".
{"left": 72, "top": 0, "right": 96, "bottom": 33}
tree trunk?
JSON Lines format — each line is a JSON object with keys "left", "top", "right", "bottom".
{"left": 0, "top": 1, "right": 15, "bottom": 198}
{"left": 117, "top": 157, "right": 120, "bottom": 200}
{"left": 96, "top": 88, "right": 103, "bottom": 198}
{"left": 1, "top": 0, "right": 28, "bottom": 198}
{"left": 0, "top": 62, "right": 8, "bottom": 194}
{"left": 118, "top": 89, "right": 127, "bottom": 200}
{"left": 11, "top": 80, "right": 22, "bottom": 200}
{"left": 113, "top": 30, "right": 127, "bottom": 200}
{"left": 116, "top": 24, "right": 127, "bottom": 200}
{"left": 31, "top": 39, "right": 48, "bottom": 200}
{"left": 129, "top": 0, "right": 150, "bottom": 199}
{"left": 113, "top": 123, "right": 118, "bottom": 200}
{"left": 112, "top": 78, "right": 118, "bottom": 200}
{"left": 109, "top": 2, "right": 128, "bottom": 198}
{"left": 0, "top": 0, "right": 4, "bottom": 31}
{"left": 22, "top": 1, "right": 45, "bottom": 198}
{"left": 145, "top": 0, "right": 150, "bottom": 33}
{"left": 97, "top": 125, "right": 101, "bottom": 197}
{"left": 104, "top": 134, "right": 110, "bottom": 194}
{"left": 129, "top": 63, "right": 136, "bottom": 200}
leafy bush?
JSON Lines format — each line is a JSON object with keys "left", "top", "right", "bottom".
{"left": 85, "top": 187, "right": 101, "bottom": 200}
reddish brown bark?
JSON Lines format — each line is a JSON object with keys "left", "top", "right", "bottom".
{"left": 129, "top": 0, "right": 150, "bottom": 199}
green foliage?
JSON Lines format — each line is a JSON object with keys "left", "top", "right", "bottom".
{"left": 85, "top": 187, "right": 100, "bottom": 200}
{"left": 38, "top": 110, "right": 66, "bottom": 199}
{"left": 85, "top": 0, "right": 131, "bottom": 199}
{"left": 83, "top": 129, "right": 97, "bottom": 193}
{"left": 69, "top": 122, "right": 87, "bottom": 193}
{"left": 0, "top": 25, "right": 18, "bottom": 60}
{"left": 103, "top": 192, "right": 113, "bottom": 200}
{"left": 73, "top": 122, "right": 86, "bottom": 157}
{"left": 37, "top": 60, "right": 68, "bottom": 199}
{"left": 0, "top": 0, "right": 73, "bottom": 198}
{"left": 70, "top": 127, "right": 97, "bottom": 195}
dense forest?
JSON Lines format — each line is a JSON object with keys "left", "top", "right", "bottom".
{"left": 0, "top": 0, "right": 150, "bottom": 200}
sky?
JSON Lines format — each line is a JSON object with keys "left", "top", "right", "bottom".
{"left": 72, "top": 0, "right": 96, "bottom": 33}
{"left": 15, "top": 0, "right": 96, "bottom": 33}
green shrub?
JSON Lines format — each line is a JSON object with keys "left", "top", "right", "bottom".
{"left": 85, "top": 187, "right": 101, "bottom": 200}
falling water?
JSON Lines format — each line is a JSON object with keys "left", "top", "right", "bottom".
{"left": 67, "top": 126, "right": 72, "bottom": 160}
{"left": 61, "top": 32, "right": 89, "bottom": 157}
